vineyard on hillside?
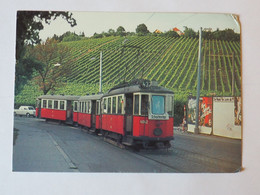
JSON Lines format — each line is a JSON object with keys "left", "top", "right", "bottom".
{"left": 15, "top": 35, "right": 241, "bottom": 105}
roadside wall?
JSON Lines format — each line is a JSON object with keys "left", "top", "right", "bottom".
{"left": 187, "top": 96, "right": 242, "bottom": 139}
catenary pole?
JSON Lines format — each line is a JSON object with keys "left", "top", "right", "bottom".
{"left": 99, "top": 51, "right": 102, "bottom": 93}
{"left": 194, "top": 27, "right": 203, "bottom": 134}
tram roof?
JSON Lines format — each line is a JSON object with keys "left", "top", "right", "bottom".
{"left": 103, "top": 79, "right": 174, "bottom": 97}
{"left": 78, "top": 94, "right": 103, "bottom": 101}
{"left": 37, "top": 95, "right": 80, "bottom": 101}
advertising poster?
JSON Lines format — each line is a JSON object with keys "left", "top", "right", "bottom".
{"left": 199, "top": 97, "right": 213, "bottom": 127}
{"left": 187, "top": 97, "right": 196, "bottom": 124}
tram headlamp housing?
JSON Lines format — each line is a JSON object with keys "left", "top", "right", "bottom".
{"left": 153, "top": 128, "right": 163, "bottom": 136}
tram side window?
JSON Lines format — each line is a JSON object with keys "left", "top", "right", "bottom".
{"left": 48, "top": 100, "right": 53, "bottom": 109}
{"left": 74, "top": 102, "right": 78, "bottom": 112}
{"left": 79, "top": 102, "right": 82, "bottom": 112}
{"left": 96, "top": 101, "right": 100, "bottom": 115}
{"left": 54, "top": 100, "right": 59, "bottom": 109}
{"left": 112, "top": 97, "right": 116, "bottom": 114}
{"left": 103, "top": 98, "right": 107, "bottom": 114}
{"left": 88, "top": 101, "right": 91, "bottom": 114}
{"left": 141, "top": 95, "right": 149, "bottom": 116}
{"left": 84, "top": 102, "right": 87, "bottom": 113}
{"left": 43, "top": 100, "right": 47, "bottom": 108}
{"left": 117, "top": 96, "right": 123, "bottom": 114}
{"left": 134, "top": 95, "right": 140, "bottom": 115}
{"left": 108, "top": 97, "right": 111, "bottom": 114}
{"left": 166, "top": 96, "right": 174, "bottom": 117}
{"left": 81, "top": 102, "right": 83, "bottom": 113}
{"left": 60, "top": 101, "right": 65, "bottom": 110}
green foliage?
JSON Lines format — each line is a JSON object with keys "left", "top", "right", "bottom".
{"left": 161, "top": 30, "right": 180, "bottom": 38}
{"left": 16, "top": 35, "right": 241, "bottom": 118}
{"left": 136, "top": 23, "right": 150, "bottom": 36}
{"left": 184, "top": 27, "right": 197, "bottom": 38}
{"left": 116, "top": 26, "right": 126, "bottom": 37}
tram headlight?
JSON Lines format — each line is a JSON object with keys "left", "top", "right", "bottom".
{"left": 153, "top": 128, "right": 162, "bottom": 136}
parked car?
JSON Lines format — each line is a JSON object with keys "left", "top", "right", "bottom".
{"left": 14, "top": 106, "right": 36, "bottom": 117}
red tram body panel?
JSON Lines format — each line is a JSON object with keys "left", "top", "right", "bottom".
{"left": 132, "top": 116, "right": 174, "bottom": 138}
{"left": 36, "top": 107, "right": 39, "bottom": 117}
{"left": 101, "top": 114, "right": 125, "bottom": 135}
{"left": 73, "top": 112, "right": 78, "bottom": 123}
{"left": 78, "top": 113, "right": 91, "bottom": 127}
{"left": 41, "top": 108, "right": 67, "bottom": 121}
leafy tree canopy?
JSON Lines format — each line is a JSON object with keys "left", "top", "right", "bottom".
{"left": 136, "top": 23, "right": 150, "bottom": 36}
{"left": 116, "top": 26, "right": 126, "bottom": 36}
{"left": 16, "top": 11, "right": 77, "bottom": 60}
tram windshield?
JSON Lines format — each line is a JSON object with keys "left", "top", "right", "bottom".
{"left": 151, "top": 95, "right": 165, "bottom": 115}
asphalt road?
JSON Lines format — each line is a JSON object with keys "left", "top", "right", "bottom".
{"left": 13, "top": 116, "right": 242, "bottom": 173}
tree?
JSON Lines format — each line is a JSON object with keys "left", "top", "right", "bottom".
{"left": 15, "top": 11, "right": 77, "bottom": 94}
{"left": 183, "top": 26, "right": 197, "bottom": 38}
{"left": 108, "top": 29, "right": 116, "bottom": 36}
{"left": 28, "top": 38, "right": 72, "bottom": 95}
{"left": 16, "top": 11, "right": 76, "bottom": 60}
{"left": 116, "top": 26, "right": 126, "bottom": 36}
{"left": 136, "top": 23, "right": 149, "bottom": 36}
{"left": 163, "top": 30, "right": 180, "bottom": 38}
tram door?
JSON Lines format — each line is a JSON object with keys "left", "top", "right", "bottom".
{"left": 125, "top": 94, "right": 133, "bottom": 135}
{"left": 91, "top": 100, "right": 96, "bottom": 128}
{"left": 37, "top": 99, "right": 41, "bottom": 118}
{"left": 66, "top": 100, "right": 73, "bottom": 121}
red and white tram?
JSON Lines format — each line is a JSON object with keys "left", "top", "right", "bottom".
{"left": 77, "top": 94, "right": 102, "bottom": 132}
{"left": 36, "top": 95, "right": 80, "bottom": 124}
{"left": 101, "top": 80, "right": 174, "bottom": 149}
{"left": 35, "top": 80, "right": 174, "bottom": 149}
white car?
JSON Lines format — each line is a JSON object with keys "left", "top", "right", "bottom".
{"left": 14, "top": 106, "right": 36, "bottom": 117}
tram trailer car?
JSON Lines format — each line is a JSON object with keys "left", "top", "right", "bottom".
{"left": 77, "top": 94, "right": 102, "bottom": 133}
{"left": 100, "top": 80, "right": 174, "bottom": 149}
{"left": 36, "top": 95, "right": 80, "bottom": 124}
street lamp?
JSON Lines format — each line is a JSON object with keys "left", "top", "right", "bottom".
{"left": 54, "top": 63, "right": 61, "bottom": 67}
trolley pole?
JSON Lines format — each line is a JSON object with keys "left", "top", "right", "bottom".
{"left": 194, "top": 27, "right": 203, "bottom": 134}
{"left": 99, "top": 51, "right": 103, "bottom": 93}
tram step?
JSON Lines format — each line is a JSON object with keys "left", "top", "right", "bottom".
{"left": 122, "top": 142, "right": 133, "bottom": 146}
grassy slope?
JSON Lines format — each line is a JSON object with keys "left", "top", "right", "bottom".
{"left": 15, "top": 35, "right": 241, "bottom": 105}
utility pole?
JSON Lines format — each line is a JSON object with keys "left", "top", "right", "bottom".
{"left": 194, "top": 27, "right": 203, "bottom": 134}
{"left": 232, "top": 52, "right": 235, "bottom": 96}
{"left": 99, "top": 51, "right": 102, "bottom": 93}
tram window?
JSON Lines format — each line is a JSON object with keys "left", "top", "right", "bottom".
{"left": 108, "top": 97, "right": 111, "bottom": 114}
{"left": 48, "top": 100, "right": 53, "bottom": 109}
{"left": 141, "top": 95, "right": 149, "bottom": 116}
{"left": 54, "top": 100, "right": 59, "bottom": 109}
{"left": 84, "top": 102, "right": 87, "bottom": 113}
{"left": 88, "top": 101, "right": 91, "bottom": 114}
{"left": 134, "top": 95, "right": 140, "bottom": 115}
{"left": 81, "top": 102, "right": 83, "bottom": 113}
{"left": 79, "top": 102, "right": 82, "bottom": 112}
{"left": 151, "top": 95, "right": 165, "bottom": 114}
{"left": 117, "top": 96, "right": 123, "bottom": 114}
{"left": 103, "top": 98, "right": 107, "bottom": 114}
{"left": 166, "top": 96, "right": 174, "bottom": 117}
{"left": 60, "top": 101, "right": 65, "bottom": 110}
{"left": 112, "top": 97, "right": 116, "bottom": 114}
{"left": 96, "top": 101, "right": 100, "bottom": 115}
{"left": 43, "top": 100, "right": 47, "bottom": 108}
{"left": 74, "top": 102, "right": 78, "bottom": 112}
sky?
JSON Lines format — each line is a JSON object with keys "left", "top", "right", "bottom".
{"left": 39, "top": 12, "right": 240, "bottom": 41}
